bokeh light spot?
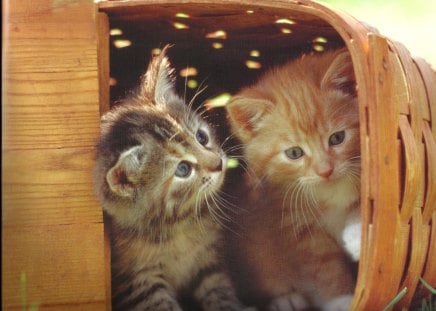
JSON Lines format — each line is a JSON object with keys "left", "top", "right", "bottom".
{"left": 113, "top": 39, "right": 132, "bottom": 48}
{"left": 205, "top": 30, "right": 227, "bottom": 39}
{"left": 180, "top": 67, "right": 198, "bottom": 78}
{"left": 245, "top": 60, "right": 262, "bottom": 69}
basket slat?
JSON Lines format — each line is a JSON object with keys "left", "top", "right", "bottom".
{"left": 422, "top": 123, "right": 436, "bottom": 223}
{"left": 354, "top": 34, "right": 406, "bottom": 310}
{"left": 415, "top": 58, "right": 436, "bottom": 137}
{"left": 398, "top": 209, "right": 431, "bottom": 307}
{"left": 421, "top": 213, "right": 436, "bottom": 291}
{"left": 398, "top": 116, "right": 424, "bottom": 222}
{"left": 390, "top": 50, "right": 411, "bottom": 116}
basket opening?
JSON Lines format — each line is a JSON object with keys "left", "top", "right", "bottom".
{"left": 98, "top": 1, "right": 362, "bottom": 308}
{"left": 101, "top": 3, "right": 345, "bottom": 111}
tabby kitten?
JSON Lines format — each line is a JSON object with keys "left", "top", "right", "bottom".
{"left": 94, "top": 47, "right": 247, "bottom": 311}
{"left": 226, "top": 49, "right": 361, "bottom": 310}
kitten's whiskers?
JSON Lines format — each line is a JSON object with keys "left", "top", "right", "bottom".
{"left": 194, "top": 188, "right": 207, "bottom": 236}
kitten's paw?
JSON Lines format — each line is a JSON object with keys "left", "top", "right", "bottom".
{"left": 342, "top": 221, "right": 361, "bottom": 261}
{"left": 267, "top": 293, "right": 309, "bottom": 311}
{"left": 322, "top": 294, "right": 353, "bottom": 311}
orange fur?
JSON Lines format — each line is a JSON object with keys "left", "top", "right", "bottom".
{"left": 226, "top": 49, "right": 360, "bottom": 310}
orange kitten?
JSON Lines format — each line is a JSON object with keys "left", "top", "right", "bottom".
{"left": 226, "top": 49, "right": 360, "bottom": 310}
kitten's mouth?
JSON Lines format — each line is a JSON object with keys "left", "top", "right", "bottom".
{"left": 203, "top": 156, "right": 227, "bottom": 191}
{"left": 321, "top": 176, "right": 335, "bottom": 183}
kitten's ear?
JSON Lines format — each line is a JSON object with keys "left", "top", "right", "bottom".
{"left": 226, "top": 94, "right": 273, "bottom": 141}
{"left": 321, "top": 50, "right": 356, "bottom": 97}
{"left": 106, "top": 145, "right": 147, "bottom": 197}
{"left": 139, "top": 45, "right": 178, "bottom": 105}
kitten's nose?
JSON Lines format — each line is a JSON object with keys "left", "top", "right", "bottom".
{"left": 318, "top": 167, "right": 334, "bottom": 179}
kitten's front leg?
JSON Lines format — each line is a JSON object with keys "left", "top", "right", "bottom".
{"left": 192, "top": 267, "right": 252, "bottom": 311}
{"left": 113, "top": 275, "right": 182, "bottom": 311}
{"left": 267, "top": 292, "right": 309, "bottom": 311}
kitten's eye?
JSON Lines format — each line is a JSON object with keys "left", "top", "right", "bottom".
{"left": 285, "top": 147, "right": 304, "bottom": 160}
{"left": 329, "top": 131, "right": 346, "bottom": 146}
{"left": 175, "top": 161, "right": 192, "bottom": 178}
{"left": 196, "top": 129, "right": 209, "bottom": 146}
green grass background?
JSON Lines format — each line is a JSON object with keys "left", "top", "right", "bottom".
{"left": 319, "top": 0, "right": 436, "bottom": 68}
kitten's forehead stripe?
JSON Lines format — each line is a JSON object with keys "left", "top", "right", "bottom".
{"left": 112, "top": 108, "right": 189, "bottom": 149}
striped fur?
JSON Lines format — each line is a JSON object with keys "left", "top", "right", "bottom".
{"left": 226, "top": 49, "right": 360, "bottom": 310}
{"left": 94, "top": 47, "right": 247, "bottom": 311}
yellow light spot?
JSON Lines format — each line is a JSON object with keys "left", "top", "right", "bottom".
{"left": 313, "top": 44, "right": 325, "bottom": 52}
{"left": 227, "top": 158, "right": 239, "bottom": 169}
{"left": 205, "top": 30, "right": 227, "bottom": 39}
{"left": 281, "top": 28, "right": 292, "bottom": 34}
{"left": 151, "top": 48, "right": 162, "bottom": 56}
{"left": 250, "top": 50, "right": 260, "bottom": 57}
{"left": 245, "top": 60, "right": 262, "bottom": 69}
{"left": 187, "top": 80, "right": 198, "bottom": 89}
{"left": 175, "top": 12, "right": 190, "bottom": 18}
{"left": 173, "top": 22, "right": 189, "bottom": 29}
{"left": 275, "top": 18, "right": 295, "bottom": 25}
{"left": 246, "top": 10, "right": 254, "bottom": 14}
{"left": 212, "top": 42, "right": 224, "bottom": 49}
{"left": 113, "top": 39, "right": 132, "bottom": 48}
{"left": 180, "top": 67, "right": 198, "bottom": 78}
{"left": 313, "top": 36, "right": 328, "bottom": 44}
{"left": 110, "top": 28, "right": 123, "bottom": 36}
{"left": 109, "top": 77, "right": 117, "bottom": 86}
{"left": 204, "top": 93, "right": 231, "bottom": 110}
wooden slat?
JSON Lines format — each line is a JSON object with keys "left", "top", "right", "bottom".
{"left": 2, "top": 0, "right": 108, "bottom": 310}
{"left": 3, "top": 71, "right": 100, "bottom": 150}
{"left": 411, "top": 62, "right": 431, "bottom": 122}
{"left": 6, "top": 0, "right": 97, "bottom": 39}
{"left": 97, "top": 12, "right": 111, "bottom": 115}
{"left": 388, "top": 46, "right": 410, "bottom": 115}
{"left": 422, "top": 122, "right": 436, "bottom": 223}
{"left": 2, "top": 224, "right": 107, "bottom": 310}
{"left": 2, "top": 148, "right": 102, "bottom": 227}
{"left": 421, "top": 213, "right": 436, "bottom": 289}
{"left": 392, "top": 42, "right": 425, "bottom": 141}
{"left": 398, "top": 116, "right": 424, "bottom": 223}
{"left": 355, "top": 34, "right": 406, "bottom": 310}
{"left": 398, "top": 209, "right": 430, "bottom": 308}
{"left": 415, "top": 58, "right": 436, "bottom": 138}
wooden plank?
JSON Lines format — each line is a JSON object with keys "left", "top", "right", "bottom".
{"left": 2, "top": 224, "right": 107, "bottom": 310}
{"left": 97, "top": 12, "right": 111, "bottom": 115}
{"left": 6, "top": 0, "right": 97, "bottom": 39}
{"left": 7, "top": 39, "right": 98, "bottom": 73}
{"left": 3, "top": 0, "right": 109, "bottom": 310}
{"left": 5, "top": 302, "right": 106, "bottom": 311}
{"left": 3, "top": 71, "right": 100, "bottom": 150}
{"left": 2, "top": 148, "right": 102, "bottom": 227}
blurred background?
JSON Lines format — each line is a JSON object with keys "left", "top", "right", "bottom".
{"left": 321, "top": 0, "right": 436, "bottom": 68}
{"left": 108, "top": 0, "right": 436, "bottom": 108}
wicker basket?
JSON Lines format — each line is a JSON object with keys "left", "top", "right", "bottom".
{"left": 97, "top": 1, "right": 436, "bottom": 309}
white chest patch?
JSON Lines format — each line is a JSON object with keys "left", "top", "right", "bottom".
{"left": 315, "top": 178, "right": 359, "bottom": 241}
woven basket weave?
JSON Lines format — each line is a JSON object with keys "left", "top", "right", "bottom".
{"left": 97, "top": 1, "right": 436, "bottom": 309}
